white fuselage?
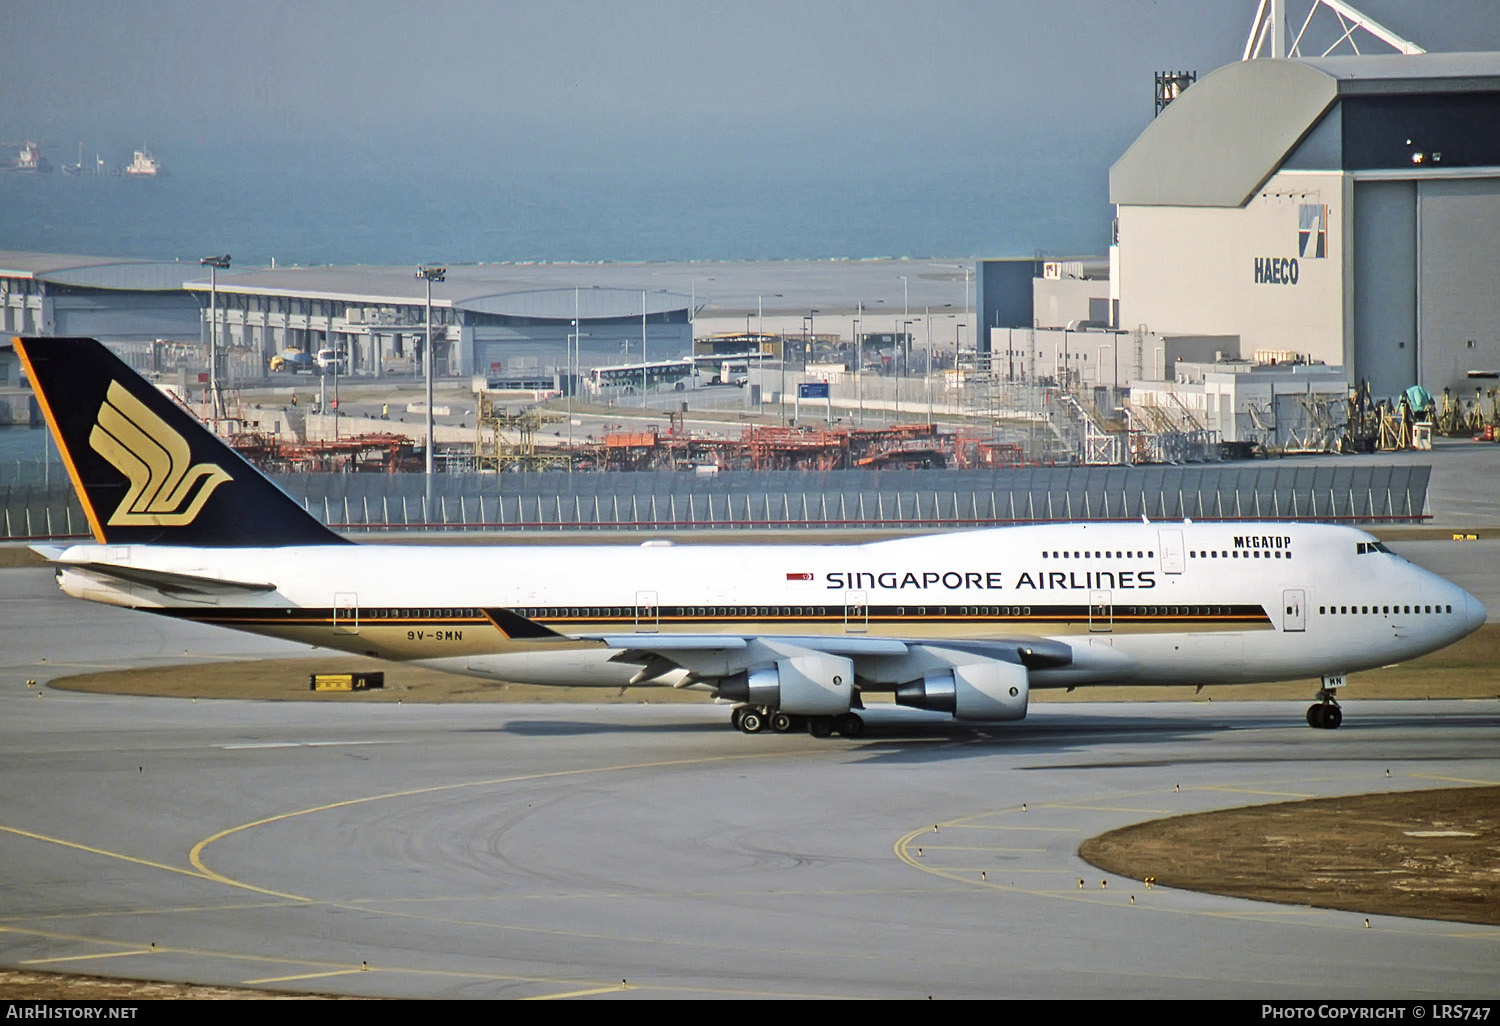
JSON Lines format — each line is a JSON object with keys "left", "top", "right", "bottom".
{"left": 50, "top": 522, "right": 1485, "bottom": 697}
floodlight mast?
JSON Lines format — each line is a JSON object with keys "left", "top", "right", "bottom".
{"left": 416, "top": 264, "right": 447, "bottom": 518}
{"left": 199, "top": 254, "right": 231, "bottom": 422}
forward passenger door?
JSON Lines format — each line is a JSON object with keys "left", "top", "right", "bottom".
{"left": 1282, "top": 589, "right": 1306, "bottom": 632}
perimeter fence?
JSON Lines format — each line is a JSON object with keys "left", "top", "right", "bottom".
{"left": 0, "top": 460, "right": 1431, "bottom": 541}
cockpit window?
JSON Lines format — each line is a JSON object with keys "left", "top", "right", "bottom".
{"left": 1357, "top": 541, "right": 1393, "bottom": 555}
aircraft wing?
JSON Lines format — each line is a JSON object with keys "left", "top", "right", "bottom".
{"left": 585, "top": 632, "right": 1078, "bottom": 688}
{"left": 586, "top": 633, "right": 904, "bottom": 687}
{"left": 593, "top": 634, "right": 910, "bottom": 657}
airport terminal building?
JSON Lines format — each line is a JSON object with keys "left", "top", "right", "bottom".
{"left": 180, "top": 266, "right": 691, "bottom": 380}
{"left": 1110, "top": 53, "right": 1500, "bottom": 399}
{"left": 0, "top": 252, "right": 201, "bottom": 343}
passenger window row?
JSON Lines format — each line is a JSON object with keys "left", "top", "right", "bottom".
{"left": 362, "top": 608, "right": 480, "bottom": 619}
{"left": 1318, "top": 604, "right": 1452, "bottom": 615}
{"left": 1042, "top": 550, "right": 1153, "bottom": 559}
{"left": 1189, "top": 550, "right": 1290, "bottom": 560}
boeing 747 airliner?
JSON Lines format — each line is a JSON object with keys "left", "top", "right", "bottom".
{"left": 13, "top": 337, "right": 1486, "bottom": 736}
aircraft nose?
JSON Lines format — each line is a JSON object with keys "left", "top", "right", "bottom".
{"left": 1464, "top": 591, "right": 1489, "bottom": 635}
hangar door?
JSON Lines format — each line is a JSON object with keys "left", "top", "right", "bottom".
{"left": 1354, "top": 177, "right": 1500, "bottom": 399}
{"left": 1352, "top": 180, "right": 1416, "bottom": 400}
{"left": 1415, "top": 178, "right": 1500, "bottom": 394}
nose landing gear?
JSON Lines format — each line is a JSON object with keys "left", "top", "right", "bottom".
{"left": 1307, "top": 684, "right": 1343, "bottom": 729}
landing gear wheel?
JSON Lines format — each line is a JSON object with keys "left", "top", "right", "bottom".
{"left": 834, "top": 712, "right": 864, "bottom": 739}
{"left": 739, "top": 709, "right": 766, "bottom": 734}
{"left": 730, "top": 707, "right": 746, "bottom": 731}
{"left": 1308, "top": 684, "right": 1343, "bottom": 729}
{"left": 770, "top": 712, "right": 794, "bottom": 733}
{"left": 1306, "top": 703, "right": 1343, "bottom": 729}
{"left": 807, "top": 718, "right": 834, "bottom": 738}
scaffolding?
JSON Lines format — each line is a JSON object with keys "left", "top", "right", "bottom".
{"left": 473, "top": 390, "right": 570, "bottom": 472}
{"left": 1123, "top": 393, "right": 1220, "bottom": 463}
{"left": 228, "top": 432, "right": 423, "bottom": 473}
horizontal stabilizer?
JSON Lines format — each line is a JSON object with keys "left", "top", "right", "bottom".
{"left": 54, "top": 561, "right": 277, "bottom": 598}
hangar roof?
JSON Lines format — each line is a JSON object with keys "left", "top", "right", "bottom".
{"left": 0, "top": 251, "right": 194, "bottom": 291}
{"left": 1110, "top": 53, "right": 1500, "bottom": 208}
{"left": 1, "top": 251, "right": 975, "bottom": 319}
{"left": 180, "top": 265, "right": 690, "bottom": 319}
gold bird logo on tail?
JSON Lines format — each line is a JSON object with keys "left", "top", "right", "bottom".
{"left": 89, "top": 381, "right": 233, "bottom": 526}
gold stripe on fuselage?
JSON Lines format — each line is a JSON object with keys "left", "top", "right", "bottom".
{"left": 154, "top": 607, "right": 1270, "bottom": 661}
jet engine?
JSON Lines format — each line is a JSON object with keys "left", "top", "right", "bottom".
{"left": 894, "top": 661, "right": 1029, "bottom": 721}
{"left": 717, "top": 653, "right": 854, "bottom": 716}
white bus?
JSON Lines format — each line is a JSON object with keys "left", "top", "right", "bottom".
{"left": 585, "top": 358, "right": 698, "bottom": 396}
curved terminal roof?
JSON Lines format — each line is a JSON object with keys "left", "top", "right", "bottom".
{"left": 1110, "top": 53, "right": 1500, "bottom": 209}
{"left": 179, "top": 265, "right": 689, "bottom": 320}
{"left": 0, "top": 251, "right": 194, "bottom": 291}
{"left": 460, "top": 288, "right": 685, "bottom": 320}
{"left": 4, "top": 253, "right": 975, "bottom": 320}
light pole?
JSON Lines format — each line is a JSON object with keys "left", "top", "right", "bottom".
{"left": 416, "top": 264, "right": 446, "bottom": 518}
{"left": 200, "top": 254, "right": 230, "bottom": 422}
{"left": 900, "top": 276, "right": 910, "bottom": 371}
{"left": 955, "top": 322, "right": 966, "bottom": 415}
{"left": 903, "top": 320, "right": 917, "bottom": 421}
{"left": 854, "top": 301, "right": 863, "bottom": 425}
{"left": 567, "top": 288, "right": 590, "bottom": 468}
{"left": 918, "top": 342, "right": 930, "bottom": 426}
{"left": 569, "top": 318, "right": 577, "bottom": 450}
{"left": 792, "top": 315, "right": 811, "bottom": 426}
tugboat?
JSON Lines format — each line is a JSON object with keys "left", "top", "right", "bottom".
{"left": 124, "top": 147, "right": 163, "bottom": 176}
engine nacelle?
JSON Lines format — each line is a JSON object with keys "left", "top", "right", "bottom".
{"left": 894, "top": 661, "right": 1029, "bottom": 721}
{"left": 718, "top": 653, "right": 854, "bottom": 716}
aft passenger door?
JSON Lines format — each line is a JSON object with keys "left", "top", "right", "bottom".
{"left": 1088, "top": 589, "right": 1112, "bottom": 633}
{"left": 635, "top": 590, "right": 659, "bottom": 633}
{"left": 334, "top": 592, "right": 359, "bottom": 635}
{"left": 1158, "top": 530, "right": 1185, "bottom": 574}
{"left": 844, "top": 590, "right": 868, "bottom": 634}
{"left": 1282, "top": 588, "right": 1306, "bottom": 632}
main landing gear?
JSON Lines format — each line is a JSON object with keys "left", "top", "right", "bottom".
{"left": 730, "top": 706, "right": 864, "bottom": 739}
{"left": 1307, "top": 687, "right": 1343, "bottom": 730}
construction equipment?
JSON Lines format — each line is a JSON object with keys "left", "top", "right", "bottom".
{"left": 228, "top": 432, "right": 423, "bottom": 473}
{"left": 473, "top": 390, "right": 570, "bottom": 472}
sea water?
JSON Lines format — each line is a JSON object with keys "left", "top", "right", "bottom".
{"left": 0, "top": 134, "right": 1110, "bottom": 267}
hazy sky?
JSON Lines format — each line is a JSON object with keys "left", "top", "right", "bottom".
{"left": 4, "top": 1, "right": 1500, "bottom": 265}
{"left": 7, "top": 0, "right": 1500, "bottom": 157}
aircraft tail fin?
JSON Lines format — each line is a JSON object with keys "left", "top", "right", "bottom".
{"left": 13, "top": 336, "right": 347, "bottom": 547}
